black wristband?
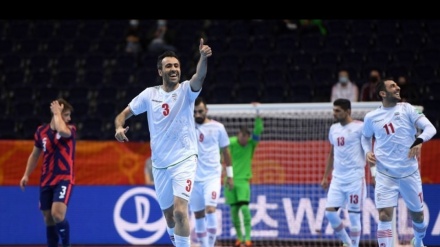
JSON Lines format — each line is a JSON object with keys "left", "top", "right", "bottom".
{"left": 410, "top": 138, "right": 423, "bottom": 148}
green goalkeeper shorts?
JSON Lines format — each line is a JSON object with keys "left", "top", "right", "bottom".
{"left": 224, "top": 179, "right": 250, "bottom": 205}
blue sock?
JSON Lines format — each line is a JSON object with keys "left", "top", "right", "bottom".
{"left": 56, "top": 219, "right": 70, "bottom": 246}
{"left": 46, "top": 225, "right": 59, "bottom": 247}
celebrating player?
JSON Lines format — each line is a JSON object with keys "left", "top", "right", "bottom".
{"left": 361, "top": 80, "right": 437, "bottom": 247}
{"left": 114, "top": 38, "right": 212, "bottom": 247}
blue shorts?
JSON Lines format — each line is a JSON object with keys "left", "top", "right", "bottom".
{"left": 39, "top": 180, "right": 74, "bottom": 210}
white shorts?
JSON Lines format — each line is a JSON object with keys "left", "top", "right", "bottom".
{"left": 189, "top": 177, "right": 221, "bottom": 212}
{"left": 326, "top": 178, "right": 367, "bottom": 212}
{"left": 152, "top": 155, "right": 197, "bottom": 210}
{"left": 374, "top": 169, "right": 424, "bottom": 212}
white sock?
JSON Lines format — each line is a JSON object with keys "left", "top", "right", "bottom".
{"left": 195, "top": 217, "right": 209, "bottom": 247}
{"left": 349, "top": 212, "right": 361, "bottom": 247}
{"left": 377, "top": 221, "right": 393, "bottom": 247}
{"left": 325, "top": 210, "right": 352, "bottom": 246}
{"left": 412, "top": 220, "right": 427, "bottom": 247}
{"left": 206, "top": 212, "right": 218, "bottom": 247}
{"left": 174, "top": 234, "right": 190, "bottom": 247}
{"left": 167, "top": 227, "right": 176, "bottom": 246}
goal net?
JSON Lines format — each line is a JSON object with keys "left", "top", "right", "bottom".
{"left": 195, "top": 102, "right": 423, "bottom": 247}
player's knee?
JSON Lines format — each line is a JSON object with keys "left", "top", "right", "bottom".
{"left": 325, "top": 207, "right": 339, "bottom": 212}
{"left": 205, "top": 206, "right": 216, "bottom": 214}
{"left": 378, "top": 207, "right": 394, "bottom": 221}
{"left": 51, "top": 211, "right": 65, "bottom": 223}
{"left": 410, "top": 210, "right": 424, "bottom": 223}
{"left": 173, "top": 208, "right": 188, "bottom": 224}
{"left": 194, "top": 209, "right": 205, "bottom": 219}
{"left": 42, "top": 212, "right": 56, "bottom": 225}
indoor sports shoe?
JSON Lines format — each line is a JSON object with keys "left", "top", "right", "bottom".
{"left": 245, "top": 240, "right": 252, "bottom": 247}
{"left": 411, "top": 237, "right": 426, "bottom": 247}
{"left": 234, "top": 239, "right": 242, "bottom": 247}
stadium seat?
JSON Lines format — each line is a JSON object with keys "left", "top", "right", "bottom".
{"left": 289, "top": 83, "right": 313, "bottom": 102}
{"left": 250, "top": 36, "right": 273, "bottom": 53}
{"left": 322, "top": 34, "right": 350, "bottom": 53}
{"left": 0, "top": 117, "right": 18, "bottom": 139}
{"left": 78, "top": 20, "right": 106, "bottom": 39}
{"left": 392, "top": 49, "right": 416, "bottom": 67}
{"left": 55, "top": 21, "right": 81, "bottom": 39}
{"left": 290, "top": 50, "right": 316, "bottom": 70}
{"left": 28, "top": 53, "right": 52, "bottom": 72}
{"left": 349, "top": 33, "right": 374, "bottom": 52}
{"left": 275, "top": 33, "right": 300, "bottom": 52}
{"left": 55, "top": 54, "right": 80, "bottom": 70}
{"left": 418, "top": 47, "right": 440, "bottom": 66}
{"left": 43, "top": 38, "right": 68, "bottom": 54}
{"left": 399, "top": 20, "right": 425, "bottom": 35}
{"left": 68, "top": 38, "right": 93, "bottom": 55}
{"left": 260, "top": 84, "right": 288, "bottom": 103}
{"left": 1, "top": 53, "right": 25, "bottom": 72}
{"left": 299, "top": 33, "right": 324, "bottom": 53}
{"left": 0, "top": 39, "right": 14, "bottom": 53}
{"left": 82, "top": 54, "right": 106, "bottom": 70}
{"left": 6, "top": 21, "right": 31, "bottom": 39}
{"left": 31, "top": 22, "right": 56, "bottom": 39}
{"left": 323, "top": 20, "right": 349, "bottom": 36}
{"left": 364, "top": 49, "right": 392, "bottom": 69}
{"left": 54, "top": 69, "right": 79, "bottom": 85}
{"left": 241, "top": 51, "right": 266, "bottom": 71}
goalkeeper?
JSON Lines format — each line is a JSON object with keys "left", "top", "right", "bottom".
{"left": 224, "top": 103, "right": 264, "bottom": 247}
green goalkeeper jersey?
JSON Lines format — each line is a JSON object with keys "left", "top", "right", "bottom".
{"left": 229, "top": 117, "right": 264, "bottom": 180}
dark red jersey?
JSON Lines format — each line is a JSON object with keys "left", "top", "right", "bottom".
{"left": 34, "top": 124, "right": 77, "bottom": 186}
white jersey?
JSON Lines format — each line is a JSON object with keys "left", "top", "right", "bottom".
{"left": 329, "top": 120, "right": 366, "bottom": 183}
{"left": 129, "top": 80, "right": 200, "bottom": 168}
{"left": 362, "top": 102, "right": 424, "bottom": 178}
{"left": 195, "top": 119, "right": 230, "bottom": 181}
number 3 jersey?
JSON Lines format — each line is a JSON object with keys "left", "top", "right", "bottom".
{"left": 329, "top": 120, "right": 366, "bottom": 183}
{"left": 34, "top": 124, "right": 77, "bottom": 186}
{"left": 362, "top": 102, "right": 424, "bottom": 178}
{"left": 129, "top": 81, "right": 200, "bottom": 169}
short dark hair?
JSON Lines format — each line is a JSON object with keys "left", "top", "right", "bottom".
{"left": 375, "top": 80, "right": 387, "bottom": 100}
{"left": 195, "top": 96, "right": 207, "bottom": 107}
{"left": 239, "top": 126, "right": 251, "bottom": 136}
{"left": 57, "top": 98, "right": 74, "bottom": 112}
{"left": 333, "top": 98, "right": 351, "bottom": 111}
{"left": 157, "top": 50, "right": 180, "bottom": 70}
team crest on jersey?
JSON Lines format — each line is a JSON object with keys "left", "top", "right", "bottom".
{"left": 199, "top": 133, "right": 204, "bottom": 142}
{"left": 172, "top": 93, "right": 177, "bottom": 101}
{"left": 394, "top": 112, "right": 401, "bottom": 120}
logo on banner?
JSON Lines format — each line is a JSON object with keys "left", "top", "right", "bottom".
{"left": 113, "top": 187, "right": 167, "bottom": 244}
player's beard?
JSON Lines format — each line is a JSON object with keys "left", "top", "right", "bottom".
{"left": 195, "top": 117, "right": 205, "bottom": 124}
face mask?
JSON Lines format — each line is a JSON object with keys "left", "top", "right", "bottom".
{"left": 369, "top": 75, "right": 379, "bottom": 82}
{"left": 339, "top": 76, "right": 348, "bottom": 84}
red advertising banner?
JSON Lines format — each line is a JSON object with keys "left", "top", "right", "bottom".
{"left": 1, "top": 140, "right": 439, "bottom": 185}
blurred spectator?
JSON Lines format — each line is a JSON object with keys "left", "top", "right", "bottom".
{"left": 125, "top": 19, "right": 144, "bottom": 54}
{"left": 396, "top": 75, "right": 419, "bottom": 104}
{"left": 360, "top": 69, "right": 382, "bottom": 101}
{"left": 331, "top": 69, "right": 359, "bottom": 102}
{"left": 299, "top": 19, "right": 327, "bottom": 36}
{"left": 275, "top": 19, "right": 327, "bottom": 36}
{"left": 147, "top": 19, "right": 177, "bottom": 55}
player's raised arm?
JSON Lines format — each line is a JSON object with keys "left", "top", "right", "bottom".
{"left": 190, "top": 38, "right": 212, "bottom": 92}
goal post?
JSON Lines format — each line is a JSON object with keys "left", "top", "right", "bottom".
{"left": 200, "top": 102, "right": 423, "bottom": 247}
